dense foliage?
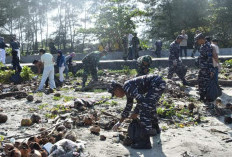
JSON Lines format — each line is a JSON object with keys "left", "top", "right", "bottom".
{"left": 0, "top": 64, "right": 34, "bottom": 83}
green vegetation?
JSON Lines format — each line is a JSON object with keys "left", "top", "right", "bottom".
{"left": 110, "top": 100, "right": 118, "bottom": 106}
{"left": 0, "top": 65, "right": 34, "bottom": 83}
{"left": 53, "top": 96, "right": 62, "bottom": 101}
{"left": 38, "top": 103, "right": 49, "bottom": 110}
{"left": 107, "top": 66, "right": 137, "bottom": 76}
{"left": 45, "top": 113, "right": 57, "bottom": 119}
{"left": 92, "top": 89, "right": 107, "bottom": 93}
{"left": 223, "top": 59, "right": 232, "bottom": 68}
{"left": 36, "top": 92, "right": 43, "bottom": 97}
{"left": 0, "top": 69, "right": 15, "bottom": 83}
{"left": 63, "top": 96, "right": 74, "bottom": 102}
{"left": 157, "top": 107, "right": 164, "bottom": 116}
{"left": 20, "top": 66, "right": 34, "bottom": 81}
{"left": 97, "top": 70, "right": 104, "bottom": 76}
{"left": 76, "top": 69, "right": 84, "bottom": 77}
{"left": 0, "top": 0, "right": 232, "bottom": 55}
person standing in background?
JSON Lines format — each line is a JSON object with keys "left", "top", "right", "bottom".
{"left": 128, "top": 33, "right": 134, "bottom": 60}
{"left": 122, "top": 34, "right": 129, "bottom": 61}
{"left": 132, "top": 33, "right": 140, "bottom": 60}
{"left": 180, "top": 30, "right": 188, "bottom": 58}
{"left": 195, "top": 33, "right": 214, "bottom": 102}
{"left": 56, "top": 50, "right": 66, "bottom": 84}
{"left": 211, "top": 38, "right": 220, "bottom": 82}
{"left": 11, "top": 50, "right": 22, "bottom": 73}
{"left": 168, "top": 35, "right": 188, "bottom": 85}
{"left": 10, "top": 37, "right": 20, "bottom": 60}
{"left": 65, "top": 52, "right": 76, "bottom": 79}
{"left": 191, "top": 30, "right": 201, "bottom": 58}
{"left": 81, "top": 50, "right": 108, "bottom": 88}
{"left": 37, "top": 49, "right": 56, "bottom": 91}
{"left": 0, "top": 37, "right": 8, "bottom": 65}
{"left": 154, "top": 40, "right": 162, "bottom": 58}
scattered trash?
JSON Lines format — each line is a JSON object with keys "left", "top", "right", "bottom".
{"left": 49, "top": 139, "right": 85, "bottom": 157}
{"left": 100, "top": 135, "right": 106, "bottom": 141}
{"left": 31, "top": 113, "right": 41, "bottom": 124}
{"left": 90, "top": 125, "right": 101, "bottom": 135}
{"left": 21, "top": 119, "right": 32, "bottom": 126}
{"left": 0, "top": 113, "right": 8, "bottom": 123}
{"left": 27, "top": 95, "right": 34, "bottom": 102}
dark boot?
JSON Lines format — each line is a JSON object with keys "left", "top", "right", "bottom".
{"left": 131, "top": 135, "right": 151, "bottom": 149}
{"left": 152, "top": 123, "right": 161, "bottom": 134}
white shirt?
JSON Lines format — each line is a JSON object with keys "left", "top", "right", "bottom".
{"left": 211, "top": 44, "right": 220, "bottom": 67}
{"left": 180, "top": 34, "right": 188, "bottom": 46}
{"left": 128, "top": 34, "right": 133, "bottom": 42}
{"left": 41, "top": 53, "right": 54, "bottom": 67}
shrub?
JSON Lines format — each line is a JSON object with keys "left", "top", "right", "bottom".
{"left": 20, "top": 66, "right": 34, "bottom": 81}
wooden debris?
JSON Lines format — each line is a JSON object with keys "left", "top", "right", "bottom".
{"left": 0, "top": 92, "right": 27, "bottom": 99}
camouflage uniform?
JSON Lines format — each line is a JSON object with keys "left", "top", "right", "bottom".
{"left": 137, "top": 55, "right": 152, "bottom": 76}
{"left": 122, "top": 35, "right": 128, "bottom": 60}
{"left": 168, "top": 41, "right": 186, "bottom": 81}
{"left": 82, "top": 51, "right": 103, "bottom": 86}
{"left": 192, "top": 34, "right": 201, "bottom": 57}
{"left": 132, "top": 36, "right": 140, "bottom": 59}
{"left": 121, "top": 75, "right": 166, "bottom": 132}
{"left": 198, "top": 41, "right": 214, "bottom": 99}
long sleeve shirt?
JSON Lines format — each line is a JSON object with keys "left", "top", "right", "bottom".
{"left": 121, "top": 75, "right": 166, "bottom": 118}
{"left": 169, "top": 41, "right": 180, "bottom": 62}
{"left": 57, "top": 55, "right": 65, "bottom": 67}
{"left": 65, "top": 55, "right": 73, "bottom": 65}
{"left": 199, "top": 41, "right": 214, "bottom": 73}
{"left": 0, "top": 42, "right": 8, "bottom": 49}
{"left": 10, "top": 41, "right": 20, "bottom": 50}
{"left": 82, "top": 51, "right": 102, "bottom": 67}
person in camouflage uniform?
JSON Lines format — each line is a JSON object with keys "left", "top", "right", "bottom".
{"left": 136, "top": 55, "right": 152, "bottom": 76}
{"left": 168, "top": 35, "right": 188, "bottom": 85}
{"left": 191, "top": 30, "right": 201, "bottom": 58}
{"left": 195, "top": 33, "right": 215, "bottom": 101}
{"left": 108, "top": 75, "right": 166, "bottom": 149}
{"left": 81, "top": 50, "right": 107, "bottom": 88}
{"left": 122, "top": 34, "right": 128, "bottom": 60}
{"left": 132, "top": 33, "right": 140, "bottom": 60}
{"left": 65, "top": 52, "right": 76, "bottom": 79}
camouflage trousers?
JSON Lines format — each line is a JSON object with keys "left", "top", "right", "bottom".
{"left": 198, "top": 68, "right": 211, "bottom": 98}
{"left": 167, "top": 63, "right": 185, "bottom": 81}
{"left": 82, "top": 64, "right": 98, "bottom": 85}
{"left": 134, "top": 87, "right": 164, "bottom": 131}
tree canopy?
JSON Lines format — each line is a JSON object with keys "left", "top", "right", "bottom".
{"left": 0, "top": 0, "right": 231, "bottom": 54}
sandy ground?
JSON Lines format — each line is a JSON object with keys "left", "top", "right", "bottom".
{"left": 0, "top": 87, "right": 232, "bottom": 157}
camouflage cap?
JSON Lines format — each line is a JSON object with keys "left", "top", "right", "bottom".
{"left": 142, "top": 55, "right": 152, "bottom": 63}
{"left": 194, "top": 33, "right": 204, "bottom": 41}
{"left": 108, "top": 81, "right": 123, "bottom": 97}
{"left": 176, "top": 35, "right": 184, "bottom": 40}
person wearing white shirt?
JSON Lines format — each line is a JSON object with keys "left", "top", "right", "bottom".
{"left": 128, "top": 33, "right": 134, "bottom": 60}
{"left": 180, "top": 30, "right": 188, "bottom": 58}
{"left": 37, "top": 49, "right": 56, "bottom": 91}
{"left": 211, "top": 38, "right": 220, "bottom": 82}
